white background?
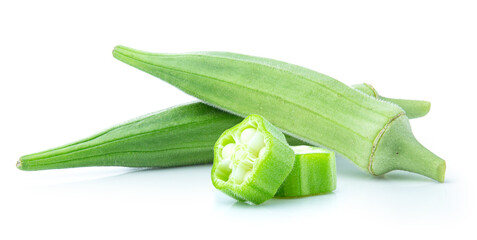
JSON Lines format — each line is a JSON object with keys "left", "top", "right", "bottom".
{"left": 1, "top": 1, "right": 476, "bottom": 239}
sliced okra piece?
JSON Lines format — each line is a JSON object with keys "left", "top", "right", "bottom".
{"left": 275, "top": 146, "right": 337, "bottom": 198}
{"left": 211, "top": 114, "right": 295, "bottom": 205}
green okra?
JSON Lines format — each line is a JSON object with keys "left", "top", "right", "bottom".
{"left": 275, "top": 146, "right": 336, "bottom": 198}
{"left": 113, "top": 46, "right": 446, "bottom": 182}
{"left": 17, "top": 103, "right": 304, "bottom": 171}
{"left": 352, "top": 83, "right": 431, "bottom": 119}
{"left": 18, "top": 87, "right": 425, "bottom": 171}
{"left": 211, "top": 114, "right": 295, "bottom": 204}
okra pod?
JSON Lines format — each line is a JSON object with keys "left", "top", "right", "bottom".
{"left": 113, "top": 46, "right": 446, "bottom": 182}
{"left": 17, "top": 103, "right": 243, "bottom": 170}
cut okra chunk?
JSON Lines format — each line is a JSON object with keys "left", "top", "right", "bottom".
{"left": 275, "top": 146, "right": 337, "bottom": 198}
{"left": 211, "top": 114, "right": 295, "bottom": 205}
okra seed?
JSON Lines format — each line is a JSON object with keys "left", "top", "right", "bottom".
{"left": 231, "top": 159, "right": 253, "bottom": 184}
{"left": 247, "top": 132, "right": 265, "bottom": 156}
{"left": 239, "top": 127, "right": 266, "bottom": 155}
{"left": 240, "top": 128, "right": 256, "bottom": 144}
{"left": 222, "top": 143, "right": 236, "bottom": 158}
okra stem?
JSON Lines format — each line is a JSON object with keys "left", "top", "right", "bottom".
{"left": 353, "top": 83, "right": 431, "bottom": 119}
{"left": 369, "top": 115, "right": 445, "bottom": 182}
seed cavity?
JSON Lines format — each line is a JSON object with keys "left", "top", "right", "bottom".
{"left": 216, "top": 126, "right": 267, "bottom": 184}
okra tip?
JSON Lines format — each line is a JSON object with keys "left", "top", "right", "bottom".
{"left": 113, "top": 45, "right": 144, "bottom": 60}
{"left": 112, "top": 45, "right": 127, "bottom": 59}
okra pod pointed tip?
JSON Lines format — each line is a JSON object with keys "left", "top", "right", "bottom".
{"left": 112, "top": 45, "right": 128, "bottom": 59}
{"left": 113, "top": 44, "right": 127, "bottom": 52}
{"left": 112, "top": 45, "right": 142, "bottom": 61}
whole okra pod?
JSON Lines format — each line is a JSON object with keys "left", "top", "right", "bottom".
{"left": 17, "top": 103, "right": 243, "bottom": 170}
{"left": 113, "top": 46, "right": 446, "bottom": 182}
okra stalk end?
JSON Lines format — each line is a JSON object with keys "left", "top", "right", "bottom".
{"left": 382, "top": 97, "right": 431, "bottom": 119}
{"left": 370, "top": 115, "right": 446, "bottom": 182}
{"left": 352, "top": 83, "right": 431, "bottom": 119}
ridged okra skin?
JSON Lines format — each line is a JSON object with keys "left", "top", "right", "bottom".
{"left": 17, "top": 103, "right": 305, "bottom": 171}
{"left": 17, "top": 103, "right": 242, "bottom": 170}
{"left": 211, "top": 115, "right": 295, "bottom": 204}
{"left": 113, "top": 46, "right": 446, "bottom": 182}
{"left": 275, "top": 146, "right": 336, "bottom": 198}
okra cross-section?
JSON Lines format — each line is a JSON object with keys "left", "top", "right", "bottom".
{"left": 275, "top": 146, "right": 337, "bottom": 198}
{"left": 211, "top": 114, "right": 295, "bottom": 205}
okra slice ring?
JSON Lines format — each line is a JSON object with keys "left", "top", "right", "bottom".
{"left": 275, "top": 146, "right": 337, "bottom": 198}
{"left": 211, "top": 114, "right": 295, "bottom": 205}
